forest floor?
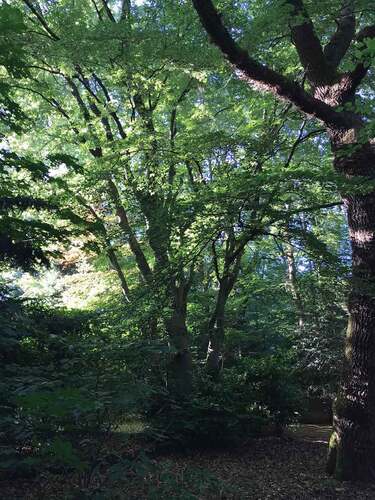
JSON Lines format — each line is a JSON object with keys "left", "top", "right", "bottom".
{"left": 140, "top": 426, "right": 375, "bottom": 500}
{"left": 2, "top": 425, "right": 375, "bottom": 499}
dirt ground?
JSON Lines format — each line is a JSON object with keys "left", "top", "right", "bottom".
{"left": 157, "top": 430, "right": 375, "bottom": 499}
{"left": 2, "top": 426, "right": 375, "bottom": 499}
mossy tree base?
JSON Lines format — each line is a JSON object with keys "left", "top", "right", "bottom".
{"left": 327, "top": 412, "right": 375, "bottom": 482}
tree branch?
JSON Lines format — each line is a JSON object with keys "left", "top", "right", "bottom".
{"left": 287, "top": 0, "right": 332, "bottom": 84}
{"left": 90, "top": 0, "right": 103, "bottom": 21}
{"left": 347, "top": 24, "right": 375, "bottom": 91}
{"left": 100, "top": 0, "right": 116, "bottom": 23}
{"left": 107, "top": 178, "right": 153, "bottom": 282}
{"left": 23, "top": 0, "right": 59, "bottom": 41}
{"left": 92, "top": 73, "right": 127, "bottom": 139}
{"left": 323, "top": 0, "right": 355, "bottom": 69}
{"left": 76, "top": 194, "right": 131, "bottom": 301}
{"left": 191, "top": 0, "right": 350, "bottom": 129}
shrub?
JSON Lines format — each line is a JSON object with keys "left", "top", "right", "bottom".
{"left": 0, "top": 296, "right": 154, "bottom": 483}
{"left": 148, "top": 352, "right": 302, "bottom": 448}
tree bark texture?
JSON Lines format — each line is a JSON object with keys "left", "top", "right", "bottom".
{"left": 164, "top": 283, "right": 193, "bottom": 398}
{"left": 191, "top": 0, "right": 375, "bottom": 480}
{"left": 327, "top": 136, "right": 375, "bottom": 481}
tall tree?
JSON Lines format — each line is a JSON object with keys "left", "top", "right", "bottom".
{"left": 5, "top": 0, "right": 349, "bottom": 408}
{"left": 192, "top": 0, "right": 375, "bottom": 480}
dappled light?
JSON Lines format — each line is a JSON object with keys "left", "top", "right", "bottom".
{"left": 1, "top": 0, "right": 375, "bottom": 497}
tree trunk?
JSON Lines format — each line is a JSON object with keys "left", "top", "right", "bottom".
{"left": 283, "top": 236, "right": 305, "bottom": 331}
{"left": 327, "top": 138, "right": 375, "bottom": 481}
{"left": 206, "top": 283, "right": 229, "bottom": 375}
{"left": 106, "top": 246, "right": 131, "bottom": 301}
{"left": 164, "top": 283, "right": 193, "bottom": 399}
{"left": 191, "top": 0, "right": 375, "bottom": 481}
{"left": 206, "top": 252, "right": 242, "bottom": 376}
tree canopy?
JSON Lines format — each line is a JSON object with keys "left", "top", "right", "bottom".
{"left": 1, "top": 0, "right": 375, "bottom": 496}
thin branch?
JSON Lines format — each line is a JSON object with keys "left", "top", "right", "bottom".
{"left": 90, "top": 0, "right": 103, "bottom": 21}
{"left": 92, "top": 73, "right": 127, "bottom": 139}
{"left": 211, "top": 237, "right": 222, "bottom": 283}
{"left": 284, "top": 123, "right": 325, "bottom": 168}
{"left": 23, "top": 0, "right": 60, "bottom": 41}
{"left": 100, "top": 0, "right": 116, "bottom": 23}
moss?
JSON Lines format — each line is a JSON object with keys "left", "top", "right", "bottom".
{"left": 326, "top": 431, "right": 338, "bottom": 475}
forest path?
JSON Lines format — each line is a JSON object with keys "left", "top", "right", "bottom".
{"left": 155, "top": 436, "right": 375, "bottom": 499}
{"left": 287, "top": 424, "right": 332, "bottom": 443}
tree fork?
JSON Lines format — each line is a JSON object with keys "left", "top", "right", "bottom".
{"left": 192, "top": 0, "right": 375, "bottom": 480}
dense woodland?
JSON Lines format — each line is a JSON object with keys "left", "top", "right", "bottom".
{"left": 1, "top": 0, "right": 375, "bottom": 498}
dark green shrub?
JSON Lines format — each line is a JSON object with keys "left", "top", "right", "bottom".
{"left": 0, "top": 296, "right": 154, "bottom": 483}
{"left": 149, "top": 352, "right": 303, "bottom": 448}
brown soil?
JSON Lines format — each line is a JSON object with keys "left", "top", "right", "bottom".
{"left": 2, "top": 426, "right": 375, "bottom": 499}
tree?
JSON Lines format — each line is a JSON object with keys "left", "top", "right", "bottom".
{"left": 4, "top": 0, "right": 348, "bottom": 413}
{"left": 0, "top": 4, "right": 69, "bottom": 269}
{"left": 191, "top": 0, "right": 375, "bottom": 480}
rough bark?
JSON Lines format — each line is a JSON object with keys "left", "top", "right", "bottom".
{"left": 191, "top": 0, "right": 375, "bottom": 480}
{"left": 164, "top": 282, "right": 193, "bottom": 398}
{"left": 323, "top": 1, "right": 355, "bottom": 69}
{"left": 191, "top": 0, "right": 352, "bottom": 128}
{"left": 287, "top": 0, "right": 332, "bottom": 85}
{"left": 327, "top": 134, "right": 375, "bottom": 481}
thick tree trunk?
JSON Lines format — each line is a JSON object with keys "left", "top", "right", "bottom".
{"left": 164, "top": 283, "right": 193, "bottom": 398}
{"left": 327, "top": 139, "right": 375, "bottom": 481}
{"left": 192, "top": 0, "right": 375, "bottom": 481}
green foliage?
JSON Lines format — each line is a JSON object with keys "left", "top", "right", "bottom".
{"left": 2, "top": 0, "right": 373, "bottom": 493}
{"left": 149, "top": 352, "right": 302, "bottom": 448}
{"left": 0, "top": 296, "right": 154, "bottom": 481}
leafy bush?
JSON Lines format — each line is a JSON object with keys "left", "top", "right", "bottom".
{"left": 0, "top": 296, "right": 155, "bottom": 483}
{"left": 231, "top": 353, "right": 304, "bottom": 432}
{"left": 149, "top": 352, "right": 302, "bottom": 448}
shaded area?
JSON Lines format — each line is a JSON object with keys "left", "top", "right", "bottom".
{"left": 153, "top": 438, "right": 375, "bottom": 499}
{"left": 2, "top": 429, "right": 375, "bottom": 499}
{"left": 287, "top": 424, "right": 332, "bottom": 443}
